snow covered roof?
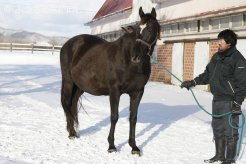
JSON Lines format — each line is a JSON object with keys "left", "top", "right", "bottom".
{"left": 92, "top": 0, "right": 133, "bottom": 21}
{"left": 151, "top": 0, "right": 169, "bottom": 3}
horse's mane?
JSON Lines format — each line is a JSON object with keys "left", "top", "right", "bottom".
{"left": 115, "top": 25, "right": 138, "bottom": 42}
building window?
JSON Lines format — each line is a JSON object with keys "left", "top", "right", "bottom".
{"left": 178, "top": 23, "right": 185, "bottom": 33}
{"left": 185, "top": 21, "right": 197, "bottom": 32}
{"left": 164, "top": 25, "right": 171, "bottom": 34}
{"left": 211, "top": 18, "right": 220, "bottom": 30}
{"left": 185, "top": 23, "right": 190, "bottom": 32}
{"left": 171, "top": 24, "right": 178, "bottom": 33}
{"left": 232, "top": 14, "right": 243, "bottom": 27}
{"left": 190, "top": 21, "right": 197, "bottom": 31}
{"left": 110, "top": 34, "right": 113, "bottom": 40}
{"left": 244, "top": 13, "right": 246, "bottom": 26}
{"left": 220, "top": 16, "right": 229, "bottom": 29}
{"left": 158, "top": 12, "right": 246, "bottom": 37}
{"left": 201, "top": 19, "right": 209, "bottom": 31}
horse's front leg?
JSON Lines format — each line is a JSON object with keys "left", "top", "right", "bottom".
{"left": 107, "top": 89, "right": 120, "bottom": 153}
{"left": 129, "top": 90, "right": 144, "bottom": 156}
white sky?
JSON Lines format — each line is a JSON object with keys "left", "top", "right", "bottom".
{"left": 0, "top": 0, "right": 105, "bottom": 37}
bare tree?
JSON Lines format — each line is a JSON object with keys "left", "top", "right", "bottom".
{"left": 48, "top": 36, "right": 59, "bottom": 46}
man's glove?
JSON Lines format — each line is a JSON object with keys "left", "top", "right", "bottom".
{"left": 231, "top": 101, "right": 242, "bottom": 115}
{"left": 181, "top": 80, "right": 196, "bottom": 90}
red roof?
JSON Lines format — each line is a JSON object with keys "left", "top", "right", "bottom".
{"left": 92, "top": 0, "right": 133, "bottom": 20}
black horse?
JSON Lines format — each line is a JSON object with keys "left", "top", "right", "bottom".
{"left": 60, "top": 7, "right": 160, "bottom": 155}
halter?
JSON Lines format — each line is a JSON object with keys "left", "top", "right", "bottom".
{"left": 135, "top": 25, "right": 159, "bottom": 56}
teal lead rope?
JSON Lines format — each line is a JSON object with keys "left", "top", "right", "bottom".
{"left": 149, "top": 55, "right": 245, "bottom": 157}
{"left": 190, "top": 89, "right": 245, "bottom": 157}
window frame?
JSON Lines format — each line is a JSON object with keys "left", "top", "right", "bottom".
{"left": 231, "top": 14, "right": 243, "bottom": 28}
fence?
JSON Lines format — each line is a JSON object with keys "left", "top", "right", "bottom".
{"left": 0, "top": 43, "right": 62, "bottom": 54}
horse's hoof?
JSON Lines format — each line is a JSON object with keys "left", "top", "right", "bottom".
{"left": 131, "top": 150, "right": 141, "bottom": 156}
{"left": 108, "top": 146, "right": 117, "bottom": 153}
{"left": 108, "top": 149, "right": 117, "bottom": 153}
{"left": 68, "top": 134, "right": 78, "bottom": 140}
{"left": 131, "top": 147, "right": 141, "bottom": 156}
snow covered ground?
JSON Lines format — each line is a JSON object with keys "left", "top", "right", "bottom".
{"left": 0, "top": 51, "right": 245, "bottom": 164}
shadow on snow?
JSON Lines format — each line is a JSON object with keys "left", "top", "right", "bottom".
{"left": 78, "top": 102, "right": 199, "bottom": 152}
{"left": 0, "top": 65, "right": 61, "bottom": 96}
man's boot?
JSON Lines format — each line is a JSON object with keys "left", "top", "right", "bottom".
{"left": 221, "top": 141, "right": 237, "bottom": 164}
{"left": 204, "top": 138, "right": 225, "bottom": 163}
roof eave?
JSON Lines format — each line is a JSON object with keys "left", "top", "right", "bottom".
{"left": 85, "top": 7, "right": 132, "bottom": 26}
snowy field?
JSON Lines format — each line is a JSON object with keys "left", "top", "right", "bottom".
{"left": 0, "top": 51, "right": 245, "bottom": 164}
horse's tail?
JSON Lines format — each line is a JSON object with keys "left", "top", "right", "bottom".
{"left": 60, "top": 42, "right": 80, "bottom": 136}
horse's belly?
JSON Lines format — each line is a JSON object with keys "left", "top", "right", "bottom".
{"left": 122, "top": 77, "right": 148, "bottom": 93}
{"left": 73, "top": 74, "right": 110, "bottom": 96}
{"left": 71, "top": 72, "right": 109, "bottom": 96}
{"left": 83, "top": 83, "right": 110, "bottom": 96}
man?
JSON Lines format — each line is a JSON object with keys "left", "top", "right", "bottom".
{"left": 181, "top": 29, "right": 246, "bottom": 164}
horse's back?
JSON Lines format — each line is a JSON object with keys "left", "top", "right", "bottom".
{"left": 60, "top": 34, "right": 106, "bottom": 75}
{"left": 61, "top": 34, "right": 105, "bottom": 59}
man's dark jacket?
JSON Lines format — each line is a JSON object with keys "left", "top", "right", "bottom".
{"left": 194, "top": 46, "right": 246, "bottom": 105}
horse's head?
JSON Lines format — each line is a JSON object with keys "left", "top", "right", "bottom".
{"left": 131, "top": 7, "right": 160, "bottom": 63}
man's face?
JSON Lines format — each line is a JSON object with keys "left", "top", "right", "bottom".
{"left": 218, "top": 39, "right": 231, "bottom": 52}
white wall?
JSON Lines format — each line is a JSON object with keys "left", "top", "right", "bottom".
{"left": 157, "top": 0, "right": 246, "bottom": 21}
{"left": 193, "top": 42, "right": 209, "bottom": 91}
{"left": 171, "top": 43, "right": 184, "bottom": 85}
{"left": 89, "top": 0, "right": 246, "bottom": 35}
{"left": 89, "top": 0, "right": 155, "bottom": 35}
{"left": 237, "top": 39, "right": 246, "bottom": 59}
{"left": 132, "top": 0, "right": 156, "bottom": 22}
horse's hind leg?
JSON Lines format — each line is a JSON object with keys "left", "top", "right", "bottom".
{"left": 61, "top": 78, "right": 83, "bottom": 138}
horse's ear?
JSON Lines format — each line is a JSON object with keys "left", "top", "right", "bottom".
{"left": 151, "top": 7, "right": 156, "bottom": 18}
{"left": 139, "top": 7, "right": 144, "bottom": 18}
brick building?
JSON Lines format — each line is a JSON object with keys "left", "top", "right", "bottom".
{"left": 86, "top": 0, "right": 246, "bottom": 91}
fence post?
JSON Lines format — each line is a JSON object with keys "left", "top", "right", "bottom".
{"left": 32, "top": 43, "right": 34, "bottom": 53}
{"left": 52, "top": 45, "right": 54, "bottom": 55}
{"left": 10, "top": 43, "right": 12, "bottom": 52}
